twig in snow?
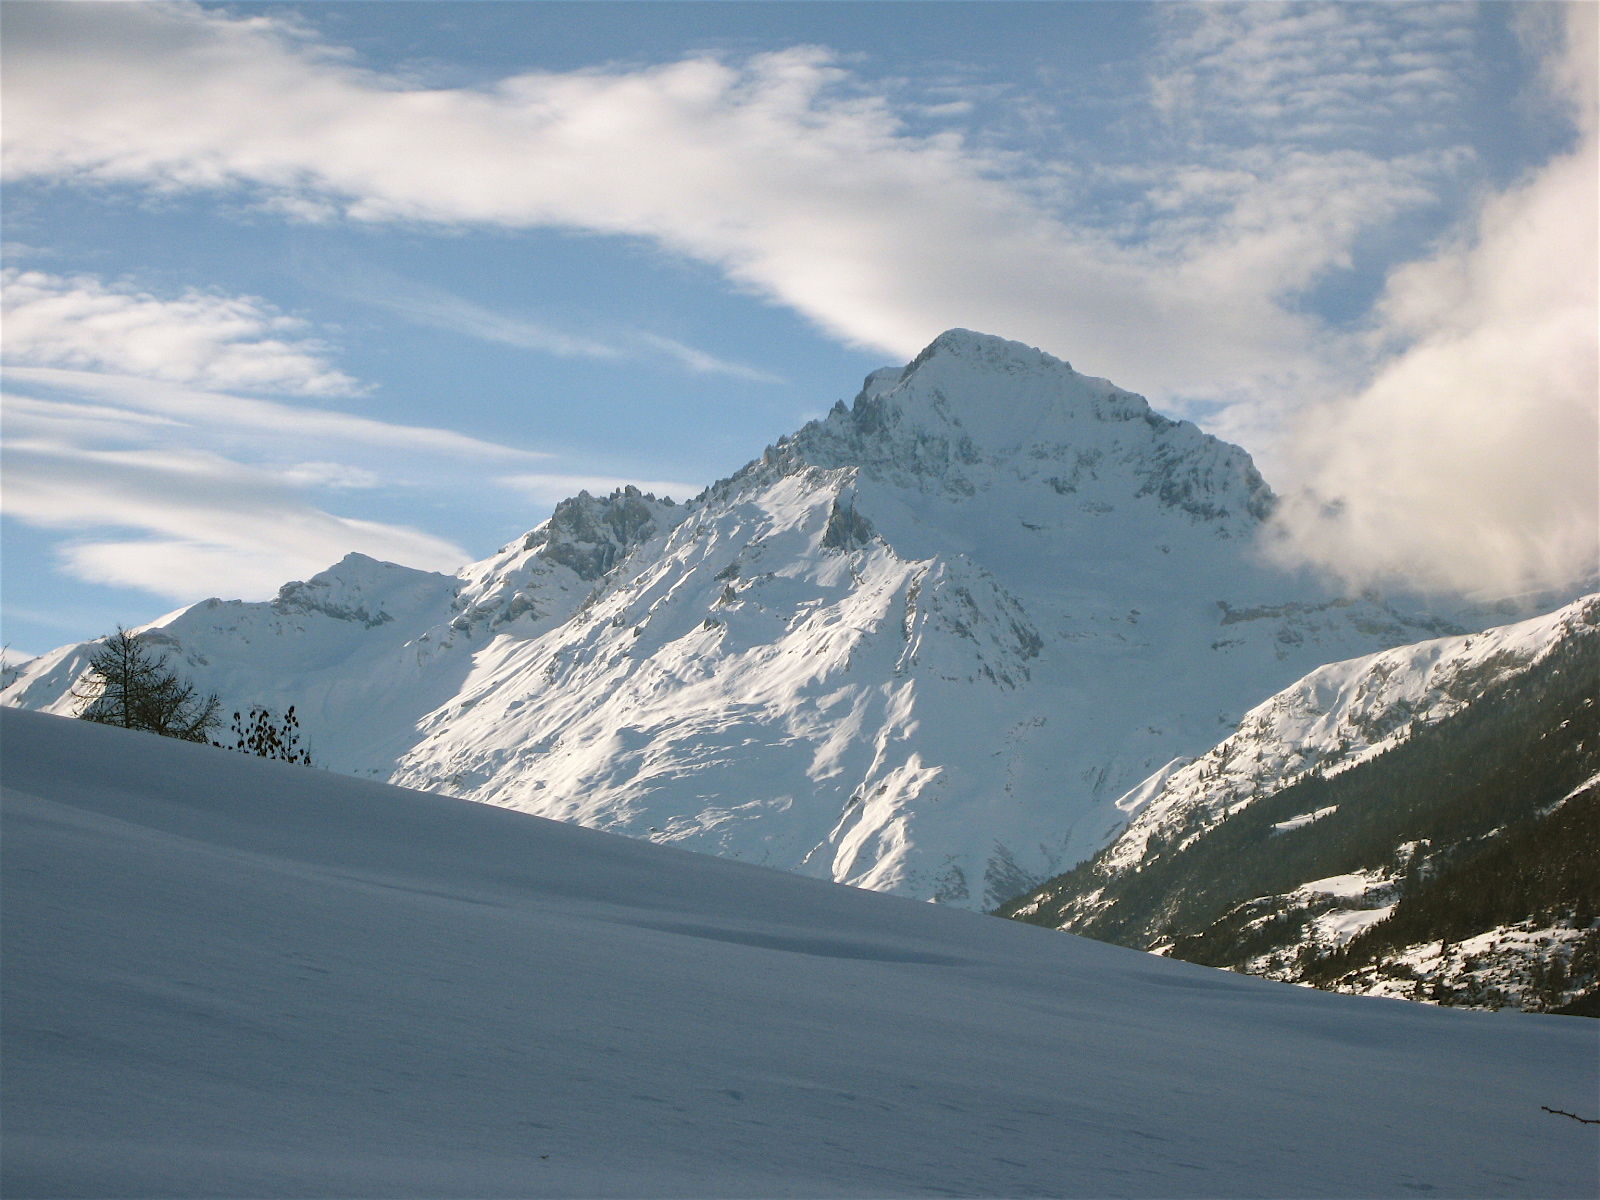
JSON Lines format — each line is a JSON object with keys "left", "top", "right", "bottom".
{"left": 1541, "top": 1106, "right": 1600, "bottom": 1125}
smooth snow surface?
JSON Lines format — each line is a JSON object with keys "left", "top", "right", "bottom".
{"left": 4, "top": 710, "right": 1596, "bottom": 1199}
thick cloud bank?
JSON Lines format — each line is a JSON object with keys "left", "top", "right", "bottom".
{"left": 1266, "top": 4, "right": 1598, "bottom": 598}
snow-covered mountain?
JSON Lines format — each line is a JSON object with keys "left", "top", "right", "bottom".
{"left": 1003, "top": 594, "right": 1600, "bottom": 1012}
{"left": 3, "top": 330, "right": 1532, "bottom": 907}
{"left": 5, "top": 708, "right": 1596, "bottom": 1198}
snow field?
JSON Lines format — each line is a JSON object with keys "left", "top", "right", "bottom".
{"left": 3, "top": 708, "right": 1596, "bottom": 1198}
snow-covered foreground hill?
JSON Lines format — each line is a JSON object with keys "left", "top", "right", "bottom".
{"left": 5, "top": 330, "right": 1516, "bottom": 911}
{"left": 4, "top": 709, "right": 1596, "bottom": 1199}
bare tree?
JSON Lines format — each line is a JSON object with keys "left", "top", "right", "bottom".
{"left": 227, "top": 704, "right": 313, "bottom": 765}
{"left": 0, "top": 644, "right": 26, "bottom": 690}
{"left": 75, "top": 628, "right": 220, "bottom": 743}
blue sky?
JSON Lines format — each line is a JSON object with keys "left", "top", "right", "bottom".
{"left": 2, "top": 1, "right": 1595, "bottom": 657}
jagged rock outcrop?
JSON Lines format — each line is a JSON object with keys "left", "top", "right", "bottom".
{"left": 524, "top": 486, "right": 678, "bottom": 581}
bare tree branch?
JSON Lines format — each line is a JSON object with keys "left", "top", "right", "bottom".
{"left": 1541, "top": 1106, "right": 1600, "bottom": 1125}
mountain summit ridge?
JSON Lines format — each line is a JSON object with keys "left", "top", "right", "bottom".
{"left": 0, "top": 330, "right": 1542, "bottom": 908}
{"left": 758, "top": 329, "right": 1274, "bottom": 538}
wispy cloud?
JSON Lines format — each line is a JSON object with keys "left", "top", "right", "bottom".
{"left": 317, "top": 264, "right": 786, "bottom": 383}
{"left": 3, "top": 365, "right": 543, "bottom": 462}
{"left": 1, "top": 437, "right": 469, "bottom": 600}
{"left": 1, "top": 269, "right": 362, "bottom": 396}
{"left": 633, "top": 333, "right": 785, "bottom": 384}
{"left": 277, "top": 462, "right": 382, "bottom": 491}
{"left": 337, "top": 272, "right": 624, "bottom": 360}
{"left": 0, "top": 273, "right": 538, "bottom": 602}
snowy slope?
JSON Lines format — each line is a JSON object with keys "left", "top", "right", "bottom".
{"left": 4, "top": 708, "right": 1596, "bottom": 1199}
{"left": 3, "top": 490, "right": 683, "bottom": 777}
{"left": 2, "top": 331, "right": 1520, "bottom": 908}
{"left": 1083, "top": 594, "right": 1598, "bottom": 882}
{"left": 1003, "top": 594, "right": 1600, "bottom": 1010}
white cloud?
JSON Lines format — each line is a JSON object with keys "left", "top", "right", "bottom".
{"left": 1, "top": 438, "right": 469, "bottom": 600}
{"left": 633, "top": 333, "right": 786, "bottom": 384}
{"left": 1147, "top": 2, "right": 1474, "bottom": 142}
{"left": 323, "top": 267, "right": 783, "bottom": 382}
{"left": 3, "top": 365, "right": 542, "bottom": 462}
{"left": 0, "top": 1, "right": 1474, "bottom": 400}
{"left": 1, "top": 269, "right": 361, "bottom": 395}
{"left": 336, "top": 273, "right": 624, "bottom": 361}
{"left": 1264, "top": 3, "right": 1598, "bottom": 599}
{"left": 0, "top": 306, "right": 540, "bottom": 603}
{"left": 2, "top": 391, "right": 185, "bottom": 436}
{"left": 278, "top": 462, "right": 382, "bottom": 490}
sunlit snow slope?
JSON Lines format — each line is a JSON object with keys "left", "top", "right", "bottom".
{"left": 3, "top": 709, "right": 1596, "bottom": 1199}
{"left": 3, "top": 331, "right": 1529, "bottom": 908}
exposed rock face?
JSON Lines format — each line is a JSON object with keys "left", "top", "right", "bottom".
{"left": 524, "top": 486, "right": 678, "bottom": 581}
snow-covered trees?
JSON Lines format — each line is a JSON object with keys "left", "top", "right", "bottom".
{"left": 75, "top": 628, "right": 220, "bottom": 742}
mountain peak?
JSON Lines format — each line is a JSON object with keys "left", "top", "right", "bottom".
{"left": 848, "top": 329, "right": 1059, "bottom": 406}
{"left": 864, "top": 328, "right": 1149, "bottom": 445}
{"left": 776, "top": 331, "right": 1274, "bottom": 530}
{"left": 901, "top": 328, "right": 1071, "bottom": 377}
